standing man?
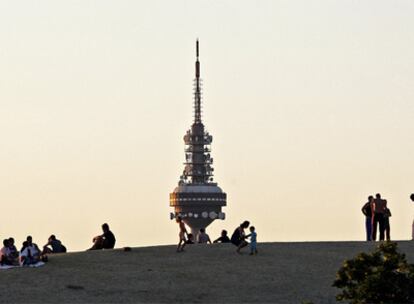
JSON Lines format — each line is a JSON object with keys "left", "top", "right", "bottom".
{"left": 384, "top": 208, "right": 392, "bottom": 241}
{"left": 361, "top": 196, "right": 374, "bottom": 241}
{"left": 410, "top": 193, "right": 414, "bottom": 240}
{"left": 372, "top": 193, "right": 387, "bottom": 241}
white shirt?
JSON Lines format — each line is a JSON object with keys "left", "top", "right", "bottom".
{"left": 198, "top": 232, "right": 211, "bottom": 244}
{"left": 20, "top": 245, "right": 39, "bottom": 258}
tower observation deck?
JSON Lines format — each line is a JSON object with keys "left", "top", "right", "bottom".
{"left": 169, "top": 40, "right": 227, "bottom": 237}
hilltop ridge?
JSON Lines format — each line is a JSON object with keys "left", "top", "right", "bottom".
{"left": 1, "top": 241, "right": 413, "bottom": 303}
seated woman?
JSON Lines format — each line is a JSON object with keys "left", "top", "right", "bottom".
{"left": 43, "top": 235, "right": 67, "bottom": 254}
{"left": 20, "top": 240, "right": 41, "bottom": 266}
{"left": 1, "top": 239, "right": 12, "bottom": 265}
{"left": 89, "top": 223, "right": 116, "bottom": 250}
{"left": 7, "top": 238, "right": 19, "bottom": 266}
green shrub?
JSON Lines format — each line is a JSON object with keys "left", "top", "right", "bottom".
{"left": 333, "top": 242, "right": 414, "bottom": 303}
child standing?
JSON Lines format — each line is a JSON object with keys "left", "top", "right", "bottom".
{"left": 246, "top": 226, "right": 258, "bottom": 255}
{"left": 176, "top": 216, "right": 188, "bottom": 252}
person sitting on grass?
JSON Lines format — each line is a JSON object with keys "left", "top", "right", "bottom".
{"left": 185, "top": 233, "right": 194, "bottom": 244}
{"left": 246, "top": 226, "right": 258, "bottom": 255}
{"left": 7, "top": 238, "right": 19, "bottom": 265}
{"left": 1, "top": 239, "right": 12, "bottom": 265}
{"left": 231, "top": 221, "right": 250, "bottom": 254}
{"left": 213, "top": 230, "right": 230, "bottom": 243}
{"left": 42, "top": 235, "right": 67, "bottom": 254}
{"left": 26, "top": 236, "right": 41, "bottom": 260}
{"left": 89, "top": 223, "right": 116, "bottom": 250}
{"left": 20, "top": 240, "right": 41, "bottom": 266}
{"left": 176, "top": 216, "right": 188, "bottom": 252}
{"left": 197, "top": 228, "right": 212, "bottom": 244}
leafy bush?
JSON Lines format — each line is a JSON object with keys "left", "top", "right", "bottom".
{"left": 333, "top": 242, "right": 414, "bottom": 303}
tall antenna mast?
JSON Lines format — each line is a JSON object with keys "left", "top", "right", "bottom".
{"left": 194, "top": 39, "right": 202, "bottom": 124}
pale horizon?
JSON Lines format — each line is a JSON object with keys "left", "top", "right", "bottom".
{"left": 1, "top": 0, "right": 413, "bottom": 251}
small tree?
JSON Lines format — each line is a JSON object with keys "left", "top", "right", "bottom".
{"left": 333, "top": 242, "right": 414, "bottom": 304}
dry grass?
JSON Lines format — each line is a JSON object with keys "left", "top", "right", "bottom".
{"left": 1, "top": 241, "right": 413, "bottom": 303}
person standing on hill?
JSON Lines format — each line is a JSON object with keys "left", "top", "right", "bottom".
{"left": 89, "top": 223, "right": 116, "bottom": 250}
{"left": 410, "top": 193, "right": 414, "bottom": 240}
{"left": 176, "top": 216, "right": 188, "bottom": 252}
{"left": 384, "top": 208, "right": 392, "bottom": 241}
{"left": 372, "top": 193, "right": 387, "bottom": 241}
{"left": 361, "top": 196, "right": 374, "bottom": 241}
{"left": 246, "top": 226, "right": 258, "bottom": 255}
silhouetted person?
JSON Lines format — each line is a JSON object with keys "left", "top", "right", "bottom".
{"left": 20, "top": 238, "right": 41, "bottom": 266}
{"left": 411, "top": 194, "right": 414, "bottom": 240}
{"left": 372, "top": 193, "right": 387, "bottom": 241}
{"left": 384, "top": 208, "right": 392, "bottom": 241}
{"left": 245, "top": 226, "right": 258, "bottom": 255}
{"left": 213, "top": 230, "right": 231, "bottom": 243}
{"left": 197, "top": 228, "right": 211, "bottom": 244}
{"left": 1, "top": 239, "right": 11, "bottom": 265}
{"left": 231, "top": 221, "right": 250, "bottom": 253}
{"left": 43, "top": 235, "right": 67, "bottom": 254}
{"left": 26, "top": 236, "right": 41, "bottom": 259}
{"left": 361, "top": 196, "right": 374, "bottom": 241}
{"left": 7, "top": 237, "right": 19, "bottom": 264}
{"left": 176, "top": 217, "right": 188, "bottom": 252}
{"left": 185, "top": 233, "right": 194, "bottom": 244}
{"left": 90, "top": 223, "right": 116, "bottom": 250}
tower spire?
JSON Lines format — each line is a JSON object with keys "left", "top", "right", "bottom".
{"left": 194, "top": 39, "right": 202, "bottom": 124}
{"left": 170, "top": 41, "right": 227, "bottom": 238}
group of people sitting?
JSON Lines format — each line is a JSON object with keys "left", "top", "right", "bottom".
{"left": 182, "top": 228, "right": 230, "bottom": 245}
{"left": 176, "top": 217, "right": 258, "bottom": 255}
{"left": 0, "top": 235, "right": 66, "bottom": 266}
{"left": 0, "top": 223, "right": 116, "bottom": 267}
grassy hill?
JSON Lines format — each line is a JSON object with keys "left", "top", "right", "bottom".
{"left": 1, "top": 241, "right": 413, "bottom": 303}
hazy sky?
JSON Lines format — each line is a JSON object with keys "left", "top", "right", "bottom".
{"left": 1, "top": 1, "right": 413, "bottom": 251}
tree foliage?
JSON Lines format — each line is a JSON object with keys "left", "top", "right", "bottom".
{"left": 333, "top": 242, "right": 414, "bottom": 304}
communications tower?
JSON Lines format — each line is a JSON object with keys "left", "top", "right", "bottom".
{"left": 169, "top": 40, "right": 227, "bottom": 237}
